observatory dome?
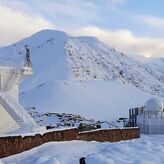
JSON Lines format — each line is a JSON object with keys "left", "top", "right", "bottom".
{"left": 145, "top": 98, "right": 164, "bottom": 111}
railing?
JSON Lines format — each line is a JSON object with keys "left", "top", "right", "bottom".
{"left": 138, "top": 110, "right": 164, "bottom": 119}
{"left": 127, "top": 107, "right": 164, "bottom": 128}
{"left": 4, "top": 61, "right": 24, "bottom": 90}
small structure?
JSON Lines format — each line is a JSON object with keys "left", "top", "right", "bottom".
{"left": 0, "top": 45, "right": 39, "bottom": 134}
{"left": 136, "top": 98, "right": 164, "bottom": 134}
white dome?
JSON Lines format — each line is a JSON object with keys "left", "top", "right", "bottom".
{"left": 145, "top": 98, "right": 164, "bottom": 111}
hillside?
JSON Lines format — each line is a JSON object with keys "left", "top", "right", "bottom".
{"left": 0, "top": 29, "right": 163, "bottom": 120}
{"left": 148, "top": 57, "right": 164, "bottom": 83}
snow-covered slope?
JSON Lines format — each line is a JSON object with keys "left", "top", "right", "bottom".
{"left": 21, "top": 80, "right": 153, "bottom": 120}
{"left": 0, "top": 29, "right": 163, "bottom": 120}
{"left": 66, "top": 37, "right": 163, "bottom": 96}
{"left": 148, "top": 57, "right": 164, "bottom": 83}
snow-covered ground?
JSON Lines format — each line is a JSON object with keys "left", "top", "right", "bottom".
{"left": 2, "top": 135, "right": 164, "bottom": 164}
{"left": 27, "top": 107, "right": 125, "bottom": 130}
{"left": 22, "top": 79, "right": 154, "bottom": 120}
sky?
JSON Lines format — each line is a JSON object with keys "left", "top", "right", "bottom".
{"left": 0, "top": 0, "right": 164, "bottom": 58}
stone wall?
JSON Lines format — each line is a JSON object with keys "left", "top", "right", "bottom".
{"left": 79, "top": 128, "right": 140, "bottom": 142}
{"left": 0, "top": 128, "right": 140, "bottom": 158}
{"left": 0, "top": 128, "right": 78, "bottom": 158}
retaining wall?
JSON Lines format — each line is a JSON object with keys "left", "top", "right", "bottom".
{"left": 79, "top": 128, "right": 140, "bottom": 142}
{"left": 0, "top": 128, "right": 140, "bottom": 158}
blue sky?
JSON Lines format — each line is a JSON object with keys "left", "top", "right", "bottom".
{"left": 0, "top": 0, "right": 164, "bottom": 58}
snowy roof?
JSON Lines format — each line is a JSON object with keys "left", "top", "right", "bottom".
{"left": 144, "top": 98, "right": 164, "bottom": 111}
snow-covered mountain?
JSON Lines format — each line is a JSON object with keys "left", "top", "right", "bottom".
{"left": 0, "top": 29, "right": 163, "bottom": 120}
{"left": 147, "top": 57, "right": 164, "bottom": 83}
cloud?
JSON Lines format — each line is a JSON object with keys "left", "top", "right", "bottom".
{"left": 32, "top": 0, "right": 99, "bottom": 27}
{"left": 72, "top": 27, "right": 164, "bottom": 58}
{"left": 138, "top": 15, "right": 164, "bottom": 27}
{"left": 0, "top": 0, "right": 163, "bottom": 59}
{"left": 105, "top": 0, "right": 131, "bottom": 5}
{"left": 0, "top": 4, "right": 54, "bottom": 46}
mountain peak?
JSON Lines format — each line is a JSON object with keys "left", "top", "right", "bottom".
{"left": 30, "top": 29, "right": 70, "bottom": 38}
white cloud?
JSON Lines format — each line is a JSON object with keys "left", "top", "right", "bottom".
{"left": 34, "top": 0, "right": 99, "bottom": 26}
{"left": 72, "top": 27, "right": 164, "bottom": 58}
{"left": 138, "top": 15, "right": 164, "bottom": 27}
{"left": 0, "top": 1, "right": 163, "bottom": 59}
{"left": 106, "top": 0, "right": 131, "bottom": 5}
{"left": 0, "top": 5, "right": 54, "bottom": 46}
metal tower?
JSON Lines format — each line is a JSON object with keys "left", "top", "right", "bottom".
{"left": 24, "top": 45, "right": 32, "bottom": 68}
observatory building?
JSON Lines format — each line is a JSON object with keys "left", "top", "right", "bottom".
{"left": 0, "top": 46, "right": 38, "bottom": 134}
{"left": 137, "top": 98, "right": 164, "bottom": 134}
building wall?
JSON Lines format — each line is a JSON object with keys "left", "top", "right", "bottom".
{"left": 0, "top": 103, "right": 20, "bottom": 134}
{"left": 0, "top": 128, "right": 140, "bottom": 158}
{"left": 0, "top": 68, "right": 20, "bottom": 101}
{"left": 8, "top": 84, "right": 19, "bottom": 102}
{"left": 0, "top": 69, "right": 14, "bottom": 90}
{"left": 137, "top": 112, "right": 164, "bottom": 134}
{"left": 0, "top": 68, "right": 21, "bottom": 134}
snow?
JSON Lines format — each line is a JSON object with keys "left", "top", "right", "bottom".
{"left": 0, "top": 30, "right": 163, "bottom": 137}
{"left": 66, "top": 37, "right": 164, "bottom": 96}
{"left": 2, "top": 135, "right": 164, "bottom": 164}
{"left": 0, "top": 29, "right": 163, "bottom": 120}
{"left": 21, "top": 80, "right": 154, "bottom": 120}
{"left": 0, "top": 127, "right": 76, "bottom": 138}
{"left": 145, "top": 98, "right": 164, "bottom": 111}
{"left": 0, "top": 30, "right": 163, "bottom": 121}
{"left": 148, "top": 57, "right": 164, "bottom": 83}
{"left": 0, "top": 30, "right": 163, "bottom": 163}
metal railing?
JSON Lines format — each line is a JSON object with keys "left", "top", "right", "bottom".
{"left": 138, "top": 110, "right": 164, "bottom": 119}
{"left": 4, "top": 61, "right": 24, "bottom": 90}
